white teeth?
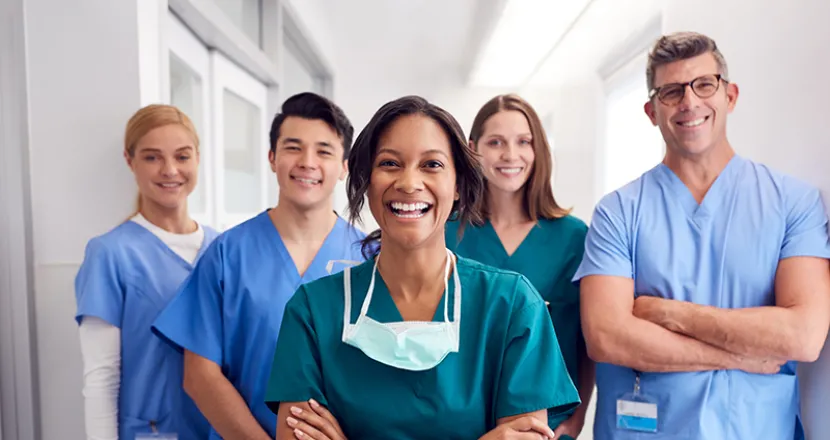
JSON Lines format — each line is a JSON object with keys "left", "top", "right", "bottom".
{"left": 393, "top": 211, "right": 425, "bottom": 219}
{"left": 390, "top": 202, "right": 430, "bottom": 212}
{"left": 680, "top": 118, "right": 706, "bottom": 127}
{"left": 498, "top": 167, "right": 522, "bottom": 175}
{"left": 295, "top": 177, "right": 319, "bottom": 185}
{"left": 160, "top": 183, "right": 181, "bottom": 188}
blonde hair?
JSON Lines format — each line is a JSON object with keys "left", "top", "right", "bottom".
{"left": 124, "top": 104, "right": 199, "bottom": 215}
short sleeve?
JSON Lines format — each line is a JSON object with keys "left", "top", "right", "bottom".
{"left": 495, "top": 277, "right": 580, "bottom": 422}
{"left": 151, "top": 240, "right": 225, "bottom": 365}
{"left": 781, "top": 185, "right": 830, "bottom": 260}
{"left": 572, "top": 193, "right": 633, "bottom": 282}
{"left": 74, "top": 238, "right": 124, "bottom": 327}
{"left": 265, "top": 286, "right": 325, "bottom": 415}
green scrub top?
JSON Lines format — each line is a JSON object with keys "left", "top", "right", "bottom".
{"left": 265, "top": 255, "right": 579, "bottom": 440}
{"left": 445, "top": 216, "right": 588, "bottom": 428}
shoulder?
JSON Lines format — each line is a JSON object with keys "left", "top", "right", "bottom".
{"left": 81, "top": 221, "right": 142, "bottom": 261}
{"left": 455, "top": 256, "right": 544, "bottom": 312}
{"left": 540, "top": 214, "right": 588, "bottom": 236}
{"left": 739, "top": 157, "right": 821, "bottom": 206}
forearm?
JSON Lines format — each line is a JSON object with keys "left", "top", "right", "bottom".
{"left": 79, "top": 317, "right": 120, "bottom": 440}
{"left": 588, "top": 315, "right": 743, "bottom": 373}
{"left": 184, "top": 352, "right": 271, "bottom": 440}
{"left": 665, "top": 302, "right": 812, "bottom": 361}
{"left": 571, "top": 345, "right": 595, "bottom": 421}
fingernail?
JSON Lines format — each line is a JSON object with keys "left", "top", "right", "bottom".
{"left": 309, "top": 398, "right": 320, "bottom": 408}
{"left": 290, "top": 406, "right": 302, "bottom": 415}
{"left": 286, "top": 417, "right": 298, "bottom": 427}
{"left": 294, "top": 429, "right": 305, "bottom": 438}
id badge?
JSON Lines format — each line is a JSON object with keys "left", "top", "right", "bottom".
{"left": 616, "top": 372, "right": 658, "bottom": 433}
{"left": 136, "top": 434, "right": 177, "bottom": 440}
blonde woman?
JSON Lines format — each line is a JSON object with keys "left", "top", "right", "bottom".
{"left": 74, "top": 104, "right": 217, "bottom": 440}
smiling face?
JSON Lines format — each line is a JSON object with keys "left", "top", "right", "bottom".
{"left": 645, "top": 52, "right": 739, "bottom": 158}
{"left": 269, "top": 116, "right": 347, "bottom": 210}
{"left": 474, "top": 110, "right": 535, "bottom": 195}
{"left": 368, "top": 114, "right": 458, "bottom": 250}
{"left": 126, "top": 124, "right": 198, "bottom": 210}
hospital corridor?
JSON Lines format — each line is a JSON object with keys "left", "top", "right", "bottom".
{"left": 2, "top": 0, "right": 830, "bottom": 439}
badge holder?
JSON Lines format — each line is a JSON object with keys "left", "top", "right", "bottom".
{"left": 616, "top": 371, "right": 658, "bottom": 433}
{"left": 135, "top": 421, "right": 177, "bottom": 440}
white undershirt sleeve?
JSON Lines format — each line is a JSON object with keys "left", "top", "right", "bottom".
{"left": 79, "top": 316, "right": 121, "bottom": 440}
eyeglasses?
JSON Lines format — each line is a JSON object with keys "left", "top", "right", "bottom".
{"left": 648, "top": 74, "right": 728, "bottom": 106}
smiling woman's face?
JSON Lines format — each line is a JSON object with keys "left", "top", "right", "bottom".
{"left": 126, "top": 124, "right": 199, "bottom": 210}
{"left": 368, "top": 114, "right": 458, "bottom": 251}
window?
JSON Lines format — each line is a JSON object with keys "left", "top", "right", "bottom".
{"left": 212, "top": 0, "right": 262, "bottom": 46}
{"left": 602, "top": 52, "right": 664, "bottom": 196}
{"left": 211, "top": 51, "right": 269, "bottom": 229}
{"left": 167, "top": 13, "right": 213, "bottom": 226}
{"left": 282, "top": 33, "right": 324, "bottom": 98}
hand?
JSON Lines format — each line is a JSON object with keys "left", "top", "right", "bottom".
{"left": 478, "top": 416, "right": 556, "bottom": 440}
{"left": 632, "top": 296, "right": 676, "bottom": 330}
{"left": 553, "top": 413, "right": 585, "bottom": 439}
{"left": 285, "top": 399, "right": 347, "bottom": 440}
{"left": 736, "top": 356, "right": 787, "bottom": 375}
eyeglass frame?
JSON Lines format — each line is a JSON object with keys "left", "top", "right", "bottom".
{"left": 648, "top": 73, "right": 729, "bottom": 106}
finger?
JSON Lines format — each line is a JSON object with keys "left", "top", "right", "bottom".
{"left": 309, "top": 399, "right": 346, "bottom": 438}
{"left": 286, "top": 416, "right": 329, "bottom": 440}
{"left": 510, "top": 416, "right": 556, "bottom": 438}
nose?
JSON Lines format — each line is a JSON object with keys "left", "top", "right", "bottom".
{"left": 677, "top": 84, "right": 701, "bottom": 111}
{"left": 500, "top": 142, "right": 518, "bottom": 161}
{"left": 298, "top": 148, "right": 318, "bottom": 169}
{"left": 394, "top": 167, "right": 424, "bottom": 194}
{"left": 161, "top": 158, "right": 178, "bottom": 177}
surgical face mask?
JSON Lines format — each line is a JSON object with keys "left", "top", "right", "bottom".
{"left": 341, "top": 249, "right": 461, "bottom": 371}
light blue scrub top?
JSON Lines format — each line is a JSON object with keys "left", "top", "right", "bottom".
{"left": 152, "top": 210, "right": 366, "bottom": 439}
{"left": 573, "top": 155, "right": 830, "bottom": 439}
{"left": 264, "top": 255, "right": 580, "bottom": 440}
{"left": 75, "top": 220, "right": 219, "bottom": 440}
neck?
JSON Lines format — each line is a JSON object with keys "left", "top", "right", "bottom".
{"left": 139, "top": 198, "right": 196, "bottom": 234}
{"left": 377, "top": 238, "right": 448, "bottom": 302}
{"left": 663, "top": 140, "right": 735, "bottom": 202}
{"left": 486, "top": 186, "right": 530, "bottom": 226}
{"left": 269, "top": 198, "right": 337, "bottom": 242}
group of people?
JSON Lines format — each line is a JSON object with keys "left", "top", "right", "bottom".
{"left": 74, "top": 31, "right": 830, "bottom": 440}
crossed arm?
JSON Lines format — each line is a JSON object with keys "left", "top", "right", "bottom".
{"left": 581, "top": 256, "right": 830, "bottom": 373}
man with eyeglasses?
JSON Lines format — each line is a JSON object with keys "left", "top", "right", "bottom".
{"left": 574, "top": 31, "right": 830, "bottom": 439}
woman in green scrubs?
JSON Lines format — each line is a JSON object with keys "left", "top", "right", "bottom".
{"left": 445, "top": 94, "right": 595, "bottom": 440}
{"left": 265, "top": 96, "right": 580, "bottom": 440}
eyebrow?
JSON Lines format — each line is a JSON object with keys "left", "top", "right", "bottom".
{"left": 138, "top": 146, "right": 194, "bottom": 153}
{"left": 377, "top": 147, "right": 450, "bottom": 159}
{"left": 282, "top": 137, "right": 334, "bottom": 148}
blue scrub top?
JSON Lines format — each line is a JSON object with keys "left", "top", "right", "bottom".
{"left": 445, "top": 216, "right": 588, "bottom": 430}
{"left": 573, "top": 155, "right": 830, "bottom": 439}
{"left": 152, "top": 210, "right": 366, "bottom": 439}
{"left": 265, "top": 255, "right": 581, "bottom": 439}
{"left": 74, "top": 220, "right": 219, "bottom": 440}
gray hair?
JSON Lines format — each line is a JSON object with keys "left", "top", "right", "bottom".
{"left": 646, "top": 32, "right": 729, "bottom": 92}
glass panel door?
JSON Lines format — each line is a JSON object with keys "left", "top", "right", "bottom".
{"left": 167, "top": 12, "right": 213, "bottom": 227}
{"left": 211, "top": 51, "right": 269, "bottom": 230}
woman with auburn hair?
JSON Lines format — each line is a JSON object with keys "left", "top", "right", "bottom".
{"left": 74, "top": 104, "right": 217, "bottom": 440}
{"left": 445, "top": 94, "right": 595, "bottom": 440}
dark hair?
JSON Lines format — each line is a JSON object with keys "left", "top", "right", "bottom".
{"left": 268, "top": 92, "right": 354, "bottom": 157}
{"left": 347, "top": 96, "right": 484, "bottom": 258}
{"left": 469, "top": 94, "right": 571, "bottom": 222}
{"left": 647, "top": 32, "right": 729, "bottom": 92}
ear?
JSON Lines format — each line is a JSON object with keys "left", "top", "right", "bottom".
{"left": 340, "top": 159, "right": 348, "bottom": 181}
{"left": 726, "top": 82, "right": 739, "bottom": 113}
{"left": 124, "top": 150, "right": 134, "bottom": 168}
{"left": 644, "top": 100, "right": 658, "bottom": 126}
{"left": 468, "top": 140, "right": 477, "bottom": 152}
{"left": 268, "top": 149, "right": 277, "bottom": 174}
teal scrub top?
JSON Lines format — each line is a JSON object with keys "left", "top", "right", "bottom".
{"left": 445, "top": 216, "right": 588, "bottom": 427}
{"left": 265, "top": 255, "right": 580, "bottom": 439}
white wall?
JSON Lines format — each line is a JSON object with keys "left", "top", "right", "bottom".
{"left": 24, "top": 0, "right": 144, "bottom": 438}
{"left": 660, "top": 0, "right": 830, "bottom": 436}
